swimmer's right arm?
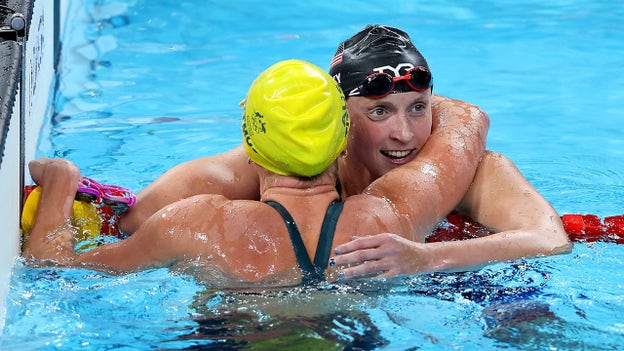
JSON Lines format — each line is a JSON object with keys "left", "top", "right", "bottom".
{"left": 419, "top": 95, "right": 490, "bottom": 231}
{"left": 119, "top": 145, "right": 260, "bottom": 233}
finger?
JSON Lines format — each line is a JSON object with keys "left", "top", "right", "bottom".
{"left": 338, "top": 260, "right": 387, "bottom": 278}
{"left": 333, "top": 234, "right": 385, "bottom": 255}
{"left": 330, "top": 248, "right": 385, "bottom": 267}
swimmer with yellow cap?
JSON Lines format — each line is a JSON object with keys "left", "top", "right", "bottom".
{"left": 23, "top": 59, "right": 353, "bottom": 285}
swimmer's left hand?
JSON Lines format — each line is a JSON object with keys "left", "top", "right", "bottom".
{"left": 330, "top": 233, "right": 432, "bottom": 278}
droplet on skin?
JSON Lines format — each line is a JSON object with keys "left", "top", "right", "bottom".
{"left": 195, "top": 232, "right": 208, "bottom": 242}
{"left": 420, "top": 163, "right": 439, "bottom": 179}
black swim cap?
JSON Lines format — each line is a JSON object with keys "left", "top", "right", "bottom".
{"left": 329, "top": 25, "right": 431, "bottom": 96}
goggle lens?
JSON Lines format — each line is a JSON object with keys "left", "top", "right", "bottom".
{"left": 353, "top": 66, "right": 433, "bottom": 98}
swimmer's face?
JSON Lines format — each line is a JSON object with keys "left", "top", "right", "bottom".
{"left": 345, "top": 89, "right": 432, "bottom": 180}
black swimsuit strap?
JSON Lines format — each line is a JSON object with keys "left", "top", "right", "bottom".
{"left": 315, "top": 200, "right": 344, "bottom": 272}
{"left": 265, "top": 200, "right": 344, "bottom": 285}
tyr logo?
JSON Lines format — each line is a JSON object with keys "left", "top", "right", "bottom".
{"left": 372, "top": 63, "right": 415, "bottom": 77}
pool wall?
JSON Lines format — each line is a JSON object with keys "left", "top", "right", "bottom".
{"left": 0, "top": 0, "right": 66, "bottom": 330}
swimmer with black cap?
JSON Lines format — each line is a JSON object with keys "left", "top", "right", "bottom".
{"left": 328, "top": 25, "right": 571, "bottom": 277}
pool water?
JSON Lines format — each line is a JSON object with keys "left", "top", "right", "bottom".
{"left": 3, "top": 0, "right": 624, "bottom": 349}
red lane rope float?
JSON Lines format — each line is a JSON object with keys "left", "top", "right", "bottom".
{"left": 427, "top": 212, "right": 624, "bottom": 244}
{"left": 561, "top": 214, "right": 624, "bottom": 244}
{"left": 427, "top": 213, "right": 493, "bottom": 243}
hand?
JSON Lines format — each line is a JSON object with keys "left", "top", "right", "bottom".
{"left": 330, "top": 233, "right": 432, "bottom": 278}
{"left": 23, "top": 158, "right": 81, "bottom": 262}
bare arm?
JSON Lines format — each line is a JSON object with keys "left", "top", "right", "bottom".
{"left": 24, "top": 148, "right": 258, "bottom": 270}
{"left": 25, "top": 207, "right": 189, "bottom": 273}
{"left": 427, "top": 95, "right": 490, "bottom": 219}
{"left": 119, "top": 145, "right": 260, "bottom": 233}
{"left": 387, "top": 151, "right": 570, "bottom": 273}
{"left": 72, "top": 196, "right": 222, "bottom": 272}
{"left": 332, "top": 151, "right": 571, "bottom": 277}
{"left": 23, "top": 158, "right": 227, "bottom": 271}
{"left": 440, "top": 151, "right": 572, "bottom": 268}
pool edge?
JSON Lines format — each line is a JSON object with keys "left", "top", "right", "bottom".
{"left": 0, "top": 0, "right": 66, "bottom": 332}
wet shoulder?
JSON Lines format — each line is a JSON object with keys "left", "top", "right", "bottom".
{"left": 337, "top": 195, "right": 405, "bottom": 238}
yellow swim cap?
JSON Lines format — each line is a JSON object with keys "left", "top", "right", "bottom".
{"left": 21, "top": 186, "right": 102, "bottom": 250}
{"left": 242, "top": 59, "right": 349, "bottom": 177}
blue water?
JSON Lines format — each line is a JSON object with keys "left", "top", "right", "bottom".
{"left": 3, "top": 0, "right": 624, "bottom": 349}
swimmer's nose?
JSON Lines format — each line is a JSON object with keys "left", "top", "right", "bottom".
{"left": 389, "top": 114, "right": 414, "bottom": 143}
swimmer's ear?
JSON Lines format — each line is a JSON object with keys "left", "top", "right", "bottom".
{"left": 340, "top": 149, "right": 349, "bottom": 158}
{"left": 238, "top": 98, "right": 246, "bottom": 108}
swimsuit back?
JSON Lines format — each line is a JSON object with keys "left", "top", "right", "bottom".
{"left": 265, "top": 200, "right": 344, "bottom": 285}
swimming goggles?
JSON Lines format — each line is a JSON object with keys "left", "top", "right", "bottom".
{"left": 350, "top": 66, "right": 433, "bottom": 98}
{"left": 76, "top": 177, "right": 137, "bottom": 213}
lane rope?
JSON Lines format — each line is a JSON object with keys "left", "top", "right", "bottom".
{"left": 427, "top": 213, "right": 624, "bottom": 244}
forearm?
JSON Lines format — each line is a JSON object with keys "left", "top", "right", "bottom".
{"left": 331, "top": 225, "right": 571, "bottom": 278}
{"left": 73, "top": 238, "right": 159, "bottom": 273}
{"left": 78, "top": 194, "right": 222, "bottom": 272}
{"left": 23, "top": 221, "right": 78, "bottom": 264}
{"left": 421, "top": 228, "right": 572, "bottom": 272}
{"left": 448, "top": 151, "right": 572, "bottom": 271}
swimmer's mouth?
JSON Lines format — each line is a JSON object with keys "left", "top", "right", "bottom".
{"left": 381, "top": 149, "right": 415, "bottom": 160}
